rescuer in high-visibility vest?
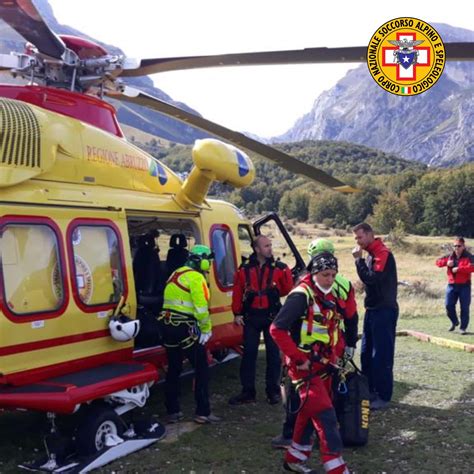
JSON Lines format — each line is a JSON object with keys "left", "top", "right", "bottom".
{"left": 160, "top": 244, "right": 220, "bottom": 424}
{"left": 272, "top": 239, "right": 359, "bottom": 452}
{"left": 270, "top": 252, "right": 350, "bottom": 474}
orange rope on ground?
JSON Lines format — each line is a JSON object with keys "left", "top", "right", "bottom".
{"left": 396, "top": 330, "right": 474, "bottom": 353}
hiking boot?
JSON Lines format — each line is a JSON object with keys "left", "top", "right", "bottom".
{"left": 449, "top": 322, "right": 459, "bottom": 331}
{"left": 165, "top": 411, "right": 184, "bottom": 424}
{"left": 267, "top": 393, "right": 281, "bottom": 405}
{"left": 193, "top": 413, "right": 222, "bottom": 424}
{"left": 283, "top": 461, "right": 318, "bottom": 473}
{"left": 228, "top": 392, "right": 256, "bottom": 405}
{"left": 271, "top": 434, "right": 292, "bottom": 449}
{"left": 370, "top": 397, "right": 389, "bottom": 411}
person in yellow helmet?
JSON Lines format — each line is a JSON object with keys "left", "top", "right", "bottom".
{"left": 160, "top": 244, "right": 220, "bottom": 424}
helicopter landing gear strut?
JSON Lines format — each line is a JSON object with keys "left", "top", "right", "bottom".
{"left": 18, "top": 400, "right": 166, "bottom": 473}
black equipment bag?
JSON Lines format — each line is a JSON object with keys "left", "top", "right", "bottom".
{"left": 333, "top": 359, "right": 370, "bottom": 447}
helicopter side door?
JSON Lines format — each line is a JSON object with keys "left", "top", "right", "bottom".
{"left": 0, "top": 207, "right": 134, "bottom": 386}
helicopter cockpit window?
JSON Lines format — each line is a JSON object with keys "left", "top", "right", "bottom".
{"left": 0, "top": 221, "right": 66, "bottom": 317}
{"left": 211, "top": 225, "right": 237, "bottom": 290}
{"left": 69, "top": 223, "right": 125, "bottom": 308}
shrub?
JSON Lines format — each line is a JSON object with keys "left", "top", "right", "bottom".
{"left": 372, "top": 193, "right": 413, "bottom": 233}
{"left": 385, "top": 220, "right": 407, "bottom": 248}
{"left": 398, "top": 280, "right": 438, "bottom": 299}
{"left": 407, "top": 241, "right": 440, "bottom": 256}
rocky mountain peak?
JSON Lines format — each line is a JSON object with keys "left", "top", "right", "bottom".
{"left": 275, "top": 23, "right": 473, "bottom": 167}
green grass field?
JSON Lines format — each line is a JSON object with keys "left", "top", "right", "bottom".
{"left": 0, "top": 228, "right": 472, "bottom": 473}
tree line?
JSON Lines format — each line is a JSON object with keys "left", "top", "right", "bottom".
{"left": 151, "top": 140, "right": 474, "bottom": 238}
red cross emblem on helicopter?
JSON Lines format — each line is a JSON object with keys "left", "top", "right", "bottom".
{"left": 382, "top": 32, "right": 430, "bottom": 81}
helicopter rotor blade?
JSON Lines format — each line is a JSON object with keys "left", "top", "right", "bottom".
{"left": 120, "top": 46, "right": 366, "bottom": 77}
{"left": 120, "top": 42, "right": 473, "bottom": 77}
{"left": 0, "top": 0, "right": 65, "bottom": 59}
{"left": 107, "top": 87, "right": 356, "bottom": 193}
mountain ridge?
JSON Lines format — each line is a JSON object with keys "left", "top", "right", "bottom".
{"left": 1, "top": 6, "right": 471, "bottom": 167}
{"left": 273, "top": 24, "right": 473, "bottom": 167}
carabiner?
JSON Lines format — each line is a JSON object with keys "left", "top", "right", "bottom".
{"left": 338, "top": 381, "right": 348, "bottom": 394}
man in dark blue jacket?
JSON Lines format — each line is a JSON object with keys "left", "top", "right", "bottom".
{"left": 352, "top": 223, "right": 398, "bottom": 410}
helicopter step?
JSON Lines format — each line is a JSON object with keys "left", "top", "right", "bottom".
{"left": 0, "top": 361, "right": 158, "bottom": 414}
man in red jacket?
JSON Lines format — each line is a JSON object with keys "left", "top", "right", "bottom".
{"left": 229, "top": 235, "right": 293, "bottom": 405}
{"left": 436, "top": 237, "right": 473, "bottom": 334}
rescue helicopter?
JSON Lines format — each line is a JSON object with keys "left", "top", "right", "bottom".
{"left": 0, "top": 0, "right": 472, "bottom": 471}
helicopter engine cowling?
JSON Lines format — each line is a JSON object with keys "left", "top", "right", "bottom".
{"left": 174, "top": 139, "right": 255, "bottom": 210}
{"left": 0, "top": 97, "right": 69, "bottom": 187}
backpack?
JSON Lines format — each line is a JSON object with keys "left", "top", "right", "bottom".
{"left": 333, "top": 360, "right": 370, "bottom": 447}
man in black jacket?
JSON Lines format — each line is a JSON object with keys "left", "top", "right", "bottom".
{"left": 352, "top": 223, "right": 398, "bottom": 410}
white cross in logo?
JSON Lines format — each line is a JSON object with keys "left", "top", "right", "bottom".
{"left": 382, "top": 33, "right": 430, "bottom": 80}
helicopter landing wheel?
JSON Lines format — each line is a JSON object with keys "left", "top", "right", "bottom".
{"left": 75, "top": 404, "right": 125, "bottom": 455}
{"left": 212, "top": 348, "right": 229, "bottom": 362}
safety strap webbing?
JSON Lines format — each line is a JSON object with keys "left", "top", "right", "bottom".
{"left": 167, "top": 269, "right": 193, "bottom": 293}
{"left": 244, "top": 262, "right": 276, "bottom": 294}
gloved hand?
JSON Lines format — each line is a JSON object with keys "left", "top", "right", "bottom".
{"left": 344, "top": 346, "right": 355, "bottom": 359}
{"left": 234, "top": 315, "right": 245, "bottom": 326}
{"left": 199, "top": 331, "right": 212, "bottom": 345}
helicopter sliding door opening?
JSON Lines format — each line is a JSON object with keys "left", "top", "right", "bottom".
{"left": 126, "top": 216, "right": 199, "bottom": 349}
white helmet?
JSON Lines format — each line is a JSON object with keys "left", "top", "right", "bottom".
{"left": 109, "top": 315, "right": 140, "bottom": 342}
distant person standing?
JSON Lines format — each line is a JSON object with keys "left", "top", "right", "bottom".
{"left": 229, "top": 235, "right": 293, "bottom": 405}
{"left": 352, "top": 223, "right": 398, "bottom": 411}
{"left": 436, "top": 237, "right": 473, "bottom": 334}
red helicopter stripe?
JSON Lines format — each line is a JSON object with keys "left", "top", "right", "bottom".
{"left": 0, "top": 329, "right": 110, "bottom": 356}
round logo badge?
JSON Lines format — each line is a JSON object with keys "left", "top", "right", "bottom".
{"left": 367, "top": 18, "right": 445, "bottom": 96}
{"left": 74, "top": 255, "right": 93, "bottom": 304}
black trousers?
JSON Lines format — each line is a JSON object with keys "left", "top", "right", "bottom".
{"left": 240, "top": 313, "right": 281, "bottom": 397}
{"left": 360, "top": 307, "right": 398, "bottom": 402}
{"left": 163, "top": 323, "right": 210, "bottom": 417}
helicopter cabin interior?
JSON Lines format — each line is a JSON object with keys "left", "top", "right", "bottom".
{"left": 126, "top": 214, "right": 255, "bottom": 349}
{"left": 127, "top": 216, "right": 198, "bottom": 349}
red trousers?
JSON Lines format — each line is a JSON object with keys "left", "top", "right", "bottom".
{"left": 285, "top": 374, "right": 349, "bottom": 473}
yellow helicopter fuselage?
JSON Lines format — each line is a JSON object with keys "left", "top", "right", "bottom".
{"left": 0, "top": 86, "right": 255, "bottom": 394}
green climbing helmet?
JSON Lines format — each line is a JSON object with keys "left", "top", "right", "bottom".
{"left": 190, "top": 244, "right": 213, "bottom": 258}
{"left": 307, "top": 238, "right": 335, "bottom": 258}
{"left": 188, "top": 244, "right": 215, "bottom": 271}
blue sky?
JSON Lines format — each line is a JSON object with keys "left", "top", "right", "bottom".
{"left": 49, "top": 0, "right": 473, "bottom": 137}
